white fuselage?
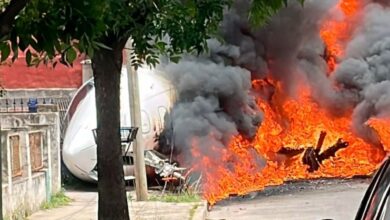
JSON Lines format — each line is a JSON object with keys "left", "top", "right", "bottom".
{"left": 62, "top": 66, "right": 175, "bottom": 182}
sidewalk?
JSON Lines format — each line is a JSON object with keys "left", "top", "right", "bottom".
{"left": 28, "top": 191, "right": 207, "bottom": 220}
{"left": 28, "top": 191, "right": 97, "bottom": 220}
{"left": 130, "top": 201, "right": 206, "bottom": 220}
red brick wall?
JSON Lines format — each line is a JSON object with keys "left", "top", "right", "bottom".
{"left": 0, "top": 56, "right": 82, "bottom": 89}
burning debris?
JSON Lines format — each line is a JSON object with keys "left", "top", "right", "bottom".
{"left": 304, "top": 138, "right": 349, "bottom": 172}
{"left": 277, "top": 131, "right": 348, "bottom": 173}
{"left": 156, "top": 0, "right": 390, "bottom": 205}
{"left": 278, "top": 131, "right": 349, "bottom": 172}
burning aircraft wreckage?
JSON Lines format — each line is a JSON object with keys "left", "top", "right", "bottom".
{"left": 63, "top": 0, "right": 390, "bottom": 207}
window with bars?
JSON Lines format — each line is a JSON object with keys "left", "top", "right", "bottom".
{"left": 10, "top": 135, "right": 22, "bottom": 177}
{"left": 29, "top": 132, "right": 43, "bottom": 171}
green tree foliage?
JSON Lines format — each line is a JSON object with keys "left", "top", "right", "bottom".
{"left": 7, "top": 0, "right": 229, "bottom": 67}
{"left": 0, "top": 0, "right": 303, "bottom": 219}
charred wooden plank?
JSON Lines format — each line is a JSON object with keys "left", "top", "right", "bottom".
{"left": 302, "top": 138, "right": 349, "bottom": 172}
{"left": 318, "top": 138, "right": 349, "bottom": 163}
{"left": 277, "top": 147, "right": 305, "bottom": 157}
{"left": 315, "top": 131, "right": 327, "bottom": 154}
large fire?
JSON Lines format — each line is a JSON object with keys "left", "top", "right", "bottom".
{"left": 187, "top": 0, "right": 389, "bottom": 206}
{"left": 320, "top": 0, "right": 362, "bottom": 72}
{"left": 194, "top": 79, "right": 385, "bottom": 205}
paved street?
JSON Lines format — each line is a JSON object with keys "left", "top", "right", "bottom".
{"left": 207, "top": 179, "right": 370, "bottom": 220}
{"left": 27, "top": 178, "right": 370, "bottom": 220}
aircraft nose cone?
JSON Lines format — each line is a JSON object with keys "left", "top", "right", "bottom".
{"left": 62, "top": 126, "right": 97, "bottom": 182}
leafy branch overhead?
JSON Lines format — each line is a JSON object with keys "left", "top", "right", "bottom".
{"left": 0, "top": 0, "right": 305, "bottom": 68}
{"left": 0, "top": 0, "right": 230, "bottom": 68}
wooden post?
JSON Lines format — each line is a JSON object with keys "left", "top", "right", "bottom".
{"left": 125, "top": 39, "right": 148, "bottom": 201}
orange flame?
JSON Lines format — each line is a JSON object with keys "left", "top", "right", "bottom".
{"left": 320, "top": 0, "right": 362, "bottom": 72}
{"left": 367, "top": 118, "right": 390, "bottom": 152}
{"left": 187, "top": 0, "right": 387, "bottom": 206}
{"left": 190, "top": 79, "right": 385, "bottom": 205}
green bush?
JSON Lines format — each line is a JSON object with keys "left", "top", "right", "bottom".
{"left": 148, "top": 192, "right": 201, "bottom": 203}
{"left": 40, "top": 190, "right": 72, "bottom": 210}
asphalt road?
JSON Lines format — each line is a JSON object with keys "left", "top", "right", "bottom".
{"left": 207, "top": 178, "right": 370, "bottom": 220}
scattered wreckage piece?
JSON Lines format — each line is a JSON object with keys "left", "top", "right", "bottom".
{"left": 277, "top": 131, "right": 349, "bottom": 172}
{"left": 144, "top": 150, "right": 187, "bottom": 181}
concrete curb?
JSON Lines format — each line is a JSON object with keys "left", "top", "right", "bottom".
{"left": 129, "top": 200, "right": 208, "bottom": 220}
{"left": 192, "top": 201, "right": 207, "bottom": 220}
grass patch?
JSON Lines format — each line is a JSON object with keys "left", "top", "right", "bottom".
{"left": 40, "top": 190, "right": 72, "bottom": 210}
{"left": 148, "top": 192, "right": 201, "bottom": 203}
{"left": 147, "top": 172, "right": 203, "bottom": 203}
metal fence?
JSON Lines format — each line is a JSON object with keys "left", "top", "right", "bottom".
{"left": 0, "top": 97, "right": 71, "bottom": 137}
{"left": 1, "top": 97, "right": 58, "bottom": 113}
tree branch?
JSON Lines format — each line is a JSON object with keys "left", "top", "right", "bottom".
{"left": 0, "top": 0, "right": 30, "bottom": 37}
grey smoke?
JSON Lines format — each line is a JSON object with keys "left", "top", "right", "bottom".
{"left": 328, "top": 2, "right": 390, "bottom": 144}
{"left": 230, "top": 0, "right": 390, "bottom": 147}
{"left": 157, "top": 0, "right": 390, "bottom": 170}
{"left": 296, "top": 0, "right": 390, "bottom": 146}
{"left": 157, "top": 58, "right": 262, "bottom": 165}
{"left": 220, "top": 0, "right": 338, "bottom": 95}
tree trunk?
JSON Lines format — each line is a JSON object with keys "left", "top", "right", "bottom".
{"left": 0, "top": 0, "right": 30, "bottom": 37}
{"left": 92, "top": 39, "right": 130, "bottom": 220}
